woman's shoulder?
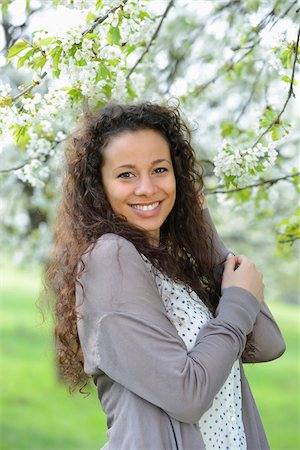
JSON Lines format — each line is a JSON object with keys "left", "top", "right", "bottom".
{"left": 83, "top": 233, "right": 142, "bottom": 265}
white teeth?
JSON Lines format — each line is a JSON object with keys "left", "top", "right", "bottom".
{"left": 131, "top": 202, "right": 159, "bottom": 211}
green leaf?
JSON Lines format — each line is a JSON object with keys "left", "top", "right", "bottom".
{"left": 67, "top": 88, "right": 83, "bottom": 103}
{"left": 17, "top": 49, "right": 35, "bottom": 68}
{"left": 271, "top": 126, "right": 281, "bottom": 141}
{"left": 224, "top": 175, "right": 237, "bottom": 189}
{"left": 86, "top": 11, "right": 96, "bottom": 23}
{"left": 124, "top": 44, "right": 136, "bottom": 56}
{"left": 0, "top": 96, "right": 12, "bottom": 107}
{"left": 84, "top": 33, "right": 99, "bottom": 40}
{"left": 13, "top": 124, "right": 30, "bottom": 151}
{"left": 234, "top": 188, "right": 251, "bottom": 203}
{"left": 255, "top": 163, "right": 265, "bottom": 172}
{"left": 280, "top": 48, "right": 293, "bottom": 69}
{"left": 139, "top": 10, "right": 151, "bottom": 19}
{"left": 39, "top": 37, "right": 56, "bottom": 46}
{"left": 95, "top": 63, "right": 110, "bottom": 82}
{"left": 107, "top": 26, "right": 121, "bottom": 45}
{"left": 105, "top": 58, "right": 119, "bottom": 66}
{"left": 220, "top": 121, "right": 237, "bottom": 138}
{"left": 1, "top": 2, "right": 9, "bottom": 16}
{"left": 281, "top": 75, "right": 291, "bottom": 83}
{"left": 96, "top": 0, "right": 102, "bottom": 9}
{"left": 126, "top": 79, "right": 137, "bottom": 99}
{"left": 7, "top": 41, "right": 28, "bottom": 62}
{"left": 50, "top": 46, "right": 63, "bottom": 71}
{"left": 33, "top": 55, "right": 47, "bottom": 70}
{"left": 68, "top": 43, "right": 81, "bottom": 58}
{"left": 103, "top": 84, "right": 112, "bottom": 98}
{"left": 75, "top": 59, "right": 87, "bottom": 67}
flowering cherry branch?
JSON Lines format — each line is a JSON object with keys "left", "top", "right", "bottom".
{"left": 251, "top": 23, "right": 300, "bottom": 148}
{"left": 206, "top": 171, "right": 299, "bottom": 195}
{"left": 9, "top": 0, "right": 129, "bottom": 104}
{"left": 83, "top": 0, "right": 129, "bottom": 36}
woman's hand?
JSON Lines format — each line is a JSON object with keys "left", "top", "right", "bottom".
{"left": 221, "top": 255, "right": 264, "bottom": 304}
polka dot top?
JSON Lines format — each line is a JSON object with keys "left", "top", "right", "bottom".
{"left": 142, "top": 256, "right": 247, "bottom": 450}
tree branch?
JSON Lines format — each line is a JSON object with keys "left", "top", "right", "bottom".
{"left": 126, "top": 0, "right": 174, "bottom": 80}
{"left": 251, "top": 23, "right": 300, "bottom": 148}
{"left": 269, "top": 0, "right": 298, "bottom": 31}
{"left": 235, "top": 62, "right": 265, "bottom": 123}
{"left": 183, "top": 1, "right": 295, "bottom": 100}
{"left": 0, "top": 137, "right": 66, "bottom": 173}
{"left": 11, "top": 72, "right": 47, "bottom": 102}
{"left": 0, "top": 161, "right": 32, "bottom": 173}
{"left": 206, "top": 171, "right": 299, "bottom": 195}
{"left": 83, "top": 0, "right": 129, "bottom": 36}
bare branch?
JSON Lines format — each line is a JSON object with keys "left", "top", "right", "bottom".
{"left": 184, "top": 38, "right": 260, "bottom": 99}
{"left": 126, "top": 0, "right": 174, "bottom": 80}
{"left": 235, "top": 62, "right": 265, "bottom": 123}
{"left": 251, "top": 23, "right": 300, "bottom": 148}
{"left": 206, "top": 171, "right": 299, "bottom": 195}
{"left": 183, "top": 1, "right": 295, "bottom": 100}
{"left": 269, "top": 0, "right": 298, "bottom": 31}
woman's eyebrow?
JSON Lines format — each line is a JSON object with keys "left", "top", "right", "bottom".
{"left": 114, "top": 159, "right": 171, "bottom": 171}
{"left": 152, "top": 159, "right": 171, "bottom": 165}
{"left": 115, "top": 164, "right": 135, "bottom": 170}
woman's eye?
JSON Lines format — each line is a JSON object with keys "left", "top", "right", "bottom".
{"left": 154, "top": 167, "right": 168, "bottom": 174}
{"left": 118, "top": 172, "right": 134, "bottom": 179}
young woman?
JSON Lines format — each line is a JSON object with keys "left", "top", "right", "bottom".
{"left": 46, "top": 102, "right": 285, "bottom": 450}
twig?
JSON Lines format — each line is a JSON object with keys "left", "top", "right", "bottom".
{"left": 184, "top": 1, "right": 295, "bottom": 100}
{"left": 235, "top": 62, "right": 265, "bottom": 123}
{"left": 11, "top": 72, "right": 47, "bottom": 102}
{"left": 0, "top": 137, "right": 66, "bottom": 173}
{"left": 0, "top": 161, "right": 32, "bottom": 173}
{"left": 206, "top": 171, "right": 299, "bottom": 195}
{"left": 126, "top": 0, "right": 174, "bottom": 80}
{"left": 251, "top": 23, "right": 300, "bottom": 148}
{"left": 83, "top": 0, "right": 129, "bottom": 36}
{"left": 269, "top": 0, "right": 298, "bottom": 31}
{"left": 185, "top": 39, "right": 260, "bottom": 99}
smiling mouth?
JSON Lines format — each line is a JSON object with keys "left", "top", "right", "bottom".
{"left": 130, "top": 201, "right": 160, "bottom": 211}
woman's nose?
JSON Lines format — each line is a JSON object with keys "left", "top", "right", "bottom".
{"left": 134, "top": 175, "right": 157, "bottom": 196}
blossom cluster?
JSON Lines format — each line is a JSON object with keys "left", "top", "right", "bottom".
{"left": 213, "top": 140, "right": 278, "bottom": 188}
{"left": 1, "top": 0, "right": 154, "bottom": 186}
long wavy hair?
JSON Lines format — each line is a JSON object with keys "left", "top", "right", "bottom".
{"left": 45, "top": 102, "right": 223, "bottom": 390}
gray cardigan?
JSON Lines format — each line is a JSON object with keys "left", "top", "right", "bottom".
{"left": 76, "top": 211, "right": 285, "bottom": 450}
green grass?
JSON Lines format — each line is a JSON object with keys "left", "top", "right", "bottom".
{"left": 0, "top": 265, "right": 299, "bottom": 449}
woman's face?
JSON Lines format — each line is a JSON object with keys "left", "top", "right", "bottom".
{"left": 101, "top": 128, "right": 176, "bottom": 243}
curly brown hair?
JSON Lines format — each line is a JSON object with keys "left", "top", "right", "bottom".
{"left": 45, "top": 102, "right": 222, "bottom": 390}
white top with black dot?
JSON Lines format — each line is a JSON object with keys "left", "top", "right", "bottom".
{"left": 142, "top": 257, "right": 247, "bottom": 450}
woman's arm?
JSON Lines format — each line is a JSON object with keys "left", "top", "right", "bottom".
{"left": 241, "top": 302, "right": 286, "bottom": 362}
{"left": 202, "top": 204, "right": 286, "bottom": 363}
{"left": 76, "top": 234, "right": 260, "bottom": 424}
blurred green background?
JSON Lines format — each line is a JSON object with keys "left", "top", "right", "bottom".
{"left": 1, "top": 264, "right": 299, "bottom": 450}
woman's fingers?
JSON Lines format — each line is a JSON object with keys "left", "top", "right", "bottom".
{"left": 222, "top": 255, "right": 264, "bottom": 303}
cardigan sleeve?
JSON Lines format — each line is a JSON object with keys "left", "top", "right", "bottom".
{"left": 76, "top": 234, "right": 260, "bottom": 424}
{"left": 203, "top": 207, "right": 286, "bottom": 363}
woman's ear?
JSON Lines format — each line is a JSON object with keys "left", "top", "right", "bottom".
{"left": 197, "top": 192, "right": 207, "bottom": 209}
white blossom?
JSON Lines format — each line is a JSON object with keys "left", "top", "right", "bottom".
{"left": 214, "top": 140, "right": 279, "bottom": 188}
{"left": 0, "top": 84, "right": 12, "bottom": 96}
